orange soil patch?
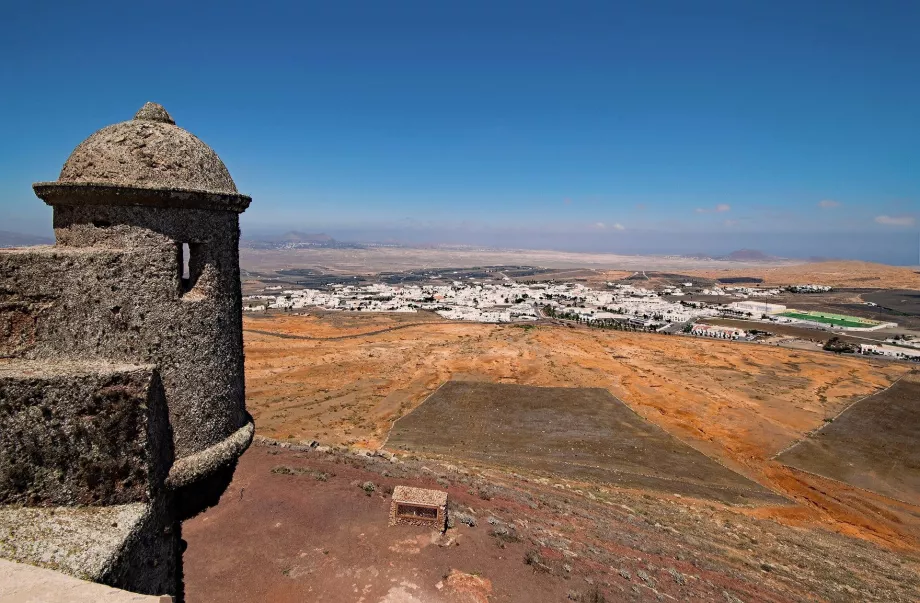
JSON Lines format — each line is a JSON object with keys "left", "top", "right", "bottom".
{"left": 443, "top": 570, "right": 492, "bottom": 603}
{"left": 244, "top": 312, "right": 919, "bottom": 549}
{"left": 684, "top": 260, "right": 920, "bottom": 289}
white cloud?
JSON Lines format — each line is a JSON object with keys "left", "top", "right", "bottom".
{"left": 695, "top": 203, "right": 731, "bottom": 214}
{"left": 613, "top": 223, "right": 625, "bottom": 231}
{"left": 723, "top": 219, "right": 738, "bottom": 227}
{"left": 594, "top": 222, "right": 605, "bottom": 229}
{"left": 875, "top": 215, "right": 916, "bottom": 227}
{"left": 818, "top": 199, "right": 840, "bottom": 208}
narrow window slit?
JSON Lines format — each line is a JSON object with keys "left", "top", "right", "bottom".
{"left": 181, "top": 243, "right": 191, "bottom": 282}
{"left": 178, "top": 242, "right": 205, "bottom": 297}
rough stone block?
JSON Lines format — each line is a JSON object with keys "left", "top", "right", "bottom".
{"left": 0, "top": 500, "right": 179, "bottom": 597}
{"left": 0, "top": 360, "right": 171, "bottom": 506}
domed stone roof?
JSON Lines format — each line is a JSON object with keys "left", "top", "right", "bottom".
{"left": 55, "top": 102, "right": 238, "bottom": 195}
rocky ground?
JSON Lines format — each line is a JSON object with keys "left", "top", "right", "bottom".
{"left": 184, "top": 441, "right": 920, "bottom": 602}
{"left": 216, "top": 286, "right": 920, "bottom": 601}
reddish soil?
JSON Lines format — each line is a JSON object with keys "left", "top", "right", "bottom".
{"left": 183, "top": 443, "right": 920, "bottom": 602}
{"left": 183, "top": 446, "right": 570, "bottom": 603}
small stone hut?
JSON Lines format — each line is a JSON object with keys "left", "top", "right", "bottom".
{"left": 389, "top": 485, "right": 448, "bottom": 529}
{"left": 0, "top": 102, "right": 253, "bottom": 599}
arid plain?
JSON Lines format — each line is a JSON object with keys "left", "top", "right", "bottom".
{"left": 184, "top": 257, "right": 920, "bottom": 601}
{"left": 243, "top": 307, "right": 919, "bottom": 544}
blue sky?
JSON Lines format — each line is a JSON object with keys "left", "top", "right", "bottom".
{"left": 1, "top": 1, "right": 918, "bottom": 263}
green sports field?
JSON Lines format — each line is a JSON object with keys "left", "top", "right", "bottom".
{"left": 778, "top": 310, "right": 880, "bottom": 329}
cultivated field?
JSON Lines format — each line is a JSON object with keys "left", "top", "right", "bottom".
{"left": 387, "top": 381, "right": 784, "bottom": 504}
{"left": 706, "top": 317, "right": 865, "bottom": 343}
{"left": 777, "top": 371, "right": 920, "bottom": 506}
{"left": 863, "top": 289, "right": 920, "bottom": 316}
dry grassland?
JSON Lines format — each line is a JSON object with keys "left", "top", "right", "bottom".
{"left": 244, "top": 310, "right": 920, "bottom": 549}
{"left": 680, "top": 260, "right": 920, "bottom": 289}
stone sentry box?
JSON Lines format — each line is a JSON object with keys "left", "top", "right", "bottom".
{"left": 389, "top": 485, "right": 448, "bottom": 529}
{"left": 0, "top": 103, "right": 254, "bottom": 600}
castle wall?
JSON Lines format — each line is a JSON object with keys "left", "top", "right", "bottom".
{"left": 0, "top": 500, "right": 180, "bottom": 597}
{"left": 0, "top": 361, "right": 170, "bottom": 506}
{"left": 0, "top": 102, "right": 252, "bottom": 599}
{"left": 0, "top": 205, "right": 246, "bottom": 461}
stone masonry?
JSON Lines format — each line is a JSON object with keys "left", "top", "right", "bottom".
{"left": 389, "top": 485, "right": 448, "bottom": 529}
{"left": 0, "top": 102, "right": 254, "bottom": 599}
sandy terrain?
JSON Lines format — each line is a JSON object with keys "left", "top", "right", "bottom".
{"left": 242, "top": 311, "right": 920, "bottom": 550}
{"left": 241, "top": 249, "right": 918, "bottom": 290}
{"left": 244, "top": 311, "right": 904, "bottom": 461}
{"left": 682, "top": 260, "right": 920, "bottom": 289}
{"left": 240, "top": 247, "right": 801, "bottom": 275}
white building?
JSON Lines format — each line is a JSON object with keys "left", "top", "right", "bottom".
{"left": 691, "top": 323, "right": 747, "bottom": 340}
{"left": 859, "top": 344, "right": 920, "bottom": 361}
{"left": 729, "top": 301, "right": 787, "bottom": 315}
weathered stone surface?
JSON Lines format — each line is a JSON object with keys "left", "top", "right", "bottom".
{"left": 0, "top": 361, "right": 170, "bottom": 506}
{"left": 0, "top": 500, "right": 179, "bottom": 597}
{"left": 33, "top": 182, "right": 251, "bottom": 213}
{"left": 0, "top": 504, "right": 147, "bottom": 580}
{"left": 0, "top": 101, "right": 252, "bottom": 599}
{"left": 133, "top": 102, "right": 175, "bottom": 125}
{"left": 0, "top": 227, "right": 247, "bottom": 463}
{"left": 55, "top": 104, "right": 237, "bottom": 195}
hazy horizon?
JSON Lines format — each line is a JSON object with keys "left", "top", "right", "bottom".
{"left": 236, "top": 223, "right": 918, "bottom": 266}
{"left": 5, "top": 215, "right": 918, "bottom": 265}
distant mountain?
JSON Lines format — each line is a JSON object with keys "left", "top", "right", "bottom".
{"left": 0, "top": 230, "right": 53, "bottom": 247}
